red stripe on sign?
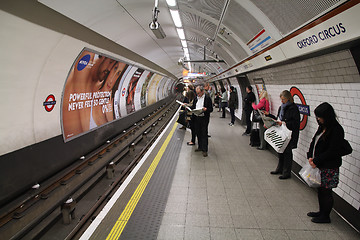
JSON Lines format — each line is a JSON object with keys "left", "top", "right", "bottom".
{"left": 247, "top": 29, "right": 265, "bottom": 45}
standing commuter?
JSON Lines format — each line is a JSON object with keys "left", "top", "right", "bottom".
{"left": 191, "top": 86, "right": 213, "bottom": 157}
{"left": 266, "top": 90, "right": 300, "bottom": 179}
{"left": 184, "top": 88, "right": 196, "bottom": 145}
{"left": 219, "top": 87, "right": 228, "bottom": 118}
{"left": 307, "top": 102, "right": 346, "bottom": 223}
{"left": 252, "top": 90, "right": 270, "bottom": 149}
{"left": 228, "top": 86, "right": 238, "bottom": 126}
{"left": 242, "top": 86, "right": 255, "bottom": 135}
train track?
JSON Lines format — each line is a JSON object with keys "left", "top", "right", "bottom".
{"left": 0, "top": 100, "right": 180, "bottom": 240}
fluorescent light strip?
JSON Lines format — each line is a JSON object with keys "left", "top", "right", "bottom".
{"left": 181, "top": 40, "right": 187, "bottom": 48}
{"left": 166, "top": 0, "right": 177, "bottom": 7}
{"left": 176, "top": 28, "right": 185, "bottom": 39}
{"left": 170, "top": 9, "right": 182, "bottom": 28}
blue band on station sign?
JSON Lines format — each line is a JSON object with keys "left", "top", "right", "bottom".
{"left": 296, "top": 104, "right": 310, "bottom": 116}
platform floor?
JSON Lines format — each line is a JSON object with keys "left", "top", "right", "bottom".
{"left": 82, "top": 110, "right": 360, "bottom": 240}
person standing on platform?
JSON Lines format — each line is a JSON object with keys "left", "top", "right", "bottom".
{"left": 242, "top": 86, "right": 255, "bottom": 135}
{"left": 228, "top": 86, "right": 238, "bottom": 126}
{"left": 267, "top": 90, "right": 300, "bottom": 179}
{"left": 252, "top": 90, "right": 270, "bottom": 149}
{"left": 307, "top": 102, "right": 345, "bottom": 223}
{"left": 185, "top": 88, "right": 196, "bottom": 145}
{"left": 219, "top": 87, "right": 228, "bottom": 118}
{"left": 191, "top": 85, "right": 213, "bottom": 157}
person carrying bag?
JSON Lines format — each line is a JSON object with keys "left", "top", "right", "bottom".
{"left": 252, "top": 90, "right": 270, "bottom": 150}
{"left": 305, "top": 102, "right": 352, "bottom": 224}
{"left": 265, "top": 90, "right": 300, "bottom": 179}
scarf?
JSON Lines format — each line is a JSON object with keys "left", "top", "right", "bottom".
{"left": 279, "top": 102, "right": 291, "bottom": 121}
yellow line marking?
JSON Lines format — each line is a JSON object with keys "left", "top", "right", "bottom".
{"left": 106, "top": 122, "right": 178, "bottom": 240}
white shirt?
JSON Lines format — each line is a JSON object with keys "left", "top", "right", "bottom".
{"left": 196, "top": 94, "right": 205, "bottom": 109}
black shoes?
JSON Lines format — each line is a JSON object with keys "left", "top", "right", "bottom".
{"left": 257, "top": 147, "right": 265, "bottom": 150}
{"left": 279, "top": 175, "right": 291, "bottom": 180}
{"left": 307, "top": 212, "right": 321, "bottom": 217}
{"left": 202, "top": 151, "right": 208, "bottom": 157}
{"left": 195, "top": 149, "right": 202, "bottom": 152}
{"left": 307, "top": 212, "right": 331, "bottom": 223}
{"left": 311, "top": 216, "right": 331, "bottom": 223}
{"left": 270, "top": 171, "right": 281, "bottom": 175}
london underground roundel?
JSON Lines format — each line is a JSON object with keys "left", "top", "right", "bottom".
{"left": 290, "top": 87, "right": 309, "bottom": 131}
{"left": 43, "top": 94, "right": 56, "bottom": 112}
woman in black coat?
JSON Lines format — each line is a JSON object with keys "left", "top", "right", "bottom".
{"left": 266, "top": 90, "right": 300, "bottom": 179}
{"left": 307, "top": 102, "right": 345, "bottom": 223}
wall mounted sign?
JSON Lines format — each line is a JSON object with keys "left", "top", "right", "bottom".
{"left": 290, "top": 87, "right": 309, "bottom": 131}
{"left": 43, "top": 94, "right": 56, "bottom": 112}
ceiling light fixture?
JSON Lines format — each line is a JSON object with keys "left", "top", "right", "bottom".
{"left": 167, "top": 0, "right": 191, "bottom": 66}
{"left": 181, "top": 40, "right": 187, "bottom": 48}
{"left": 170, "top": 9, "right": 182, "bottom": 28}
{"left": 166, "top": 0, "right": 177, "bottom": 7}
{"left": 176, "top": 28, "right": 185, "bottom": 40}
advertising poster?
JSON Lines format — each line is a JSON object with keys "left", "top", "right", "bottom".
{"left": 114, "top": 65, "right": 132, "bottom": 119}
{"left": 134, "top": 70, "right": 149, "bottom": 112}
{"left": 140, "top": 72, "right": 155, "bottom": 108}
{"left": 126, "top": 68, "right": 144, "bottom": 114}
{"left": 147, "top": 74, "right": 163, "bottom": 105}
{"left": 62, "top": 49, "right": 128, "bottom": 141}
{"left": 157, "top": 77, "right": 167, "bottom": 101}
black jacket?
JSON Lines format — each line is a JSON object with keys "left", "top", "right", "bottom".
{"left": 243, "top": 92, "right": 255, "bottom": 111}
{"left": 307, "top": 122, "right": 344, "bottom": 169}
{"left": 228, "top": 91, "right": 238, "bottom": 109}
{"left": 192, "top": 93, "right": 213, "bottom": 118}
{"left": 269, "top": 102, "right": 300, "bottom": 149}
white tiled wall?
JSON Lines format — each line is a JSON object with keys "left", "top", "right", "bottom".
{"left": 246, "top": 49, "right": 360, "bottom": 210}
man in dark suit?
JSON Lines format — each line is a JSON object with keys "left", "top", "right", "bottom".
{"left": 192, "top": 85, "right": 213, "bottom": 157}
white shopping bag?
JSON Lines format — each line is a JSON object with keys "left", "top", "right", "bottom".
{"left": 299, "top": 162, "right": 321, "bottom": 188}
{"left": 264, "top": 123, "right": 292, "bottom": 153}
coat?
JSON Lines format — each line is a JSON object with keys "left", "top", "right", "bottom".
{"left": 307, "top": 122, "right": 344, "bottom": 169}
{"left": 269, "top": 102, "right": 300, "bottom": 149}
{"left": 228, "top": 91, "right": 238, "bottom": 109}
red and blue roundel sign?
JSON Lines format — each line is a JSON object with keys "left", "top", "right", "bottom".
{"left": 43, "top": 94, "right": 56, "bottom": 112}
{"left": 290, "top": 87, "right": 309, "bottom": 130}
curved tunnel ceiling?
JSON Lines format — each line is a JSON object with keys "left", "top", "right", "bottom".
{"left": 39, "top": 0, "right": 346, "bottom": 79}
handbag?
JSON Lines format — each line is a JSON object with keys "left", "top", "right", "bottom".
{"left": 299, "top": 162, "right": 321, "bottom": 188}
{"left": 258, "top": 110, "right": 277, "bottom": 129}
{"left": 264, "top": 123, "right": 292, "bottom": 153}
{"left": 340, "top": 139, "right": 352, "bottom": 156}
{"left": 252, "top": 109, "right": 261, "bottom": 122}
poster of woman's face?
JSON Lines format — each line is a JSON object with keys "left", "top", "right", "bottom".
{"left": 62, "top": 49, "right": 129, "bottom": 141}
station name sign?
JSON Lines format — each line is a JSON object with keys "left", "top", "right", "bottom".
{"left": 296, "top": 22, "right": 346, "bottom": 49}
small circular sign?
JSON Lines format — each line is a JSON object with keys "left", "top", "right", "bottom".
{"left": 43, "top": 94, "right": 56, "bottom": 112}
{"left": 290, "top": 87, "right": 308, "bottom": 130}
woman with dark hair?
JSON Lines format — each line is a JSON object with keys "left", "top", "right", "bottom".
{"left": 266, "top": 90, "right": 300, "bottom": 179}
{"left": 307, "top": 102, "right": 345, "bottom": 223}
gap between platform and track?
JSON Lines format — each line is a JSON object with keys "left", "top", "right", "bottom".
{"left": 79, "top": 108, "right": 180, "bottom": 240}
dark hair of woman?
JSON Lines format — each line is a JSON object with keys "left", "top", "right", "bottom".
{"left": 221, "top": 87, "right": 226, "bottom": 93}
{"left": 314, "top": 102, "right": 338, "bottom": 138}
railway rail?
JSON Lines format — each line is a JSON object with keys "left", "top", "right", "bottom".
{"left": 0, "top": 100, "right": 180, "bottom": 240}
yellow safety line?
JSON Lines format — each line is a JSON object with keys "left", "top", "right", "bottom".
{"left": 106, "top": 122, "right": 178, "bottom": 240}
